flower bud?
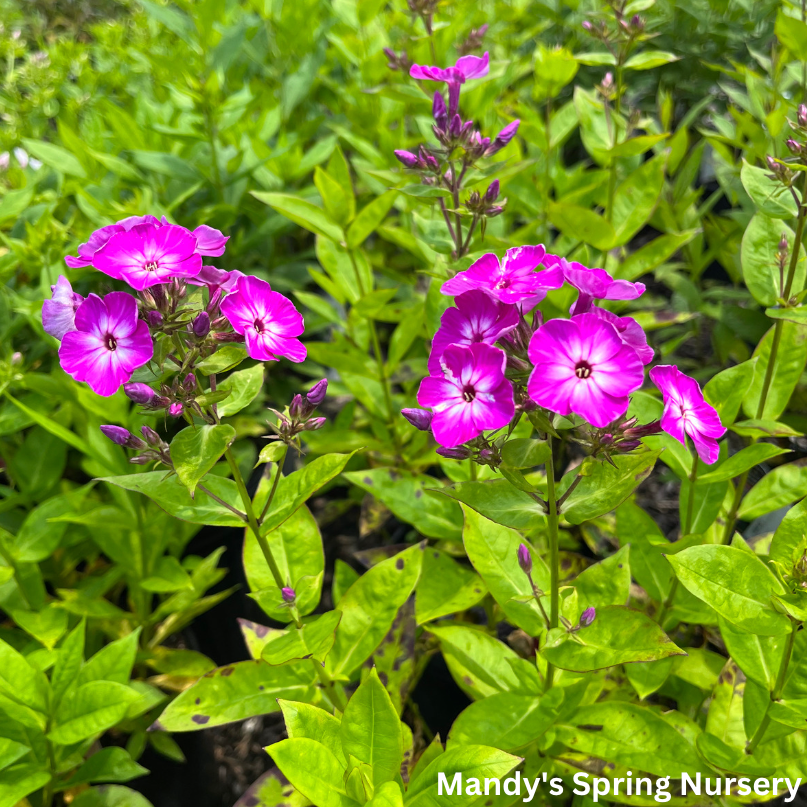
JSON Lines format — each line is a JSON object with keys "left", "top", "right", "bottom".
{"left": 582, "top": 20, "right": 593, "bottom": 30}
{"left": 395, "top": 149, "right": 420, "bottom": 169}
{"left": 289, "top": 394, "right": 305, "bottom": 420}
{"left": 192, "top": 310, "right": 210, "bottom": 338}
{"left": 767, "top": 155, "right": 779, "bottom": 172}
{"left": 579, "top": 606, "right": 596, "bottom": 628}
{"left": 169, "top": 402, "right": 184, "bottom": 417}
{"left": 436, "top": 446, "right": 471, "bottom": 460}
{"left": 486, "top": 120, "right": 520, "bottom": 156}
{"left": 517, "top": 543, "right": 533, "bottom": 575}
{"left": 433, "top": 91, "right": 448, "bottom": 129}
{"left": 146, "top": 310, "right": 163, "bottom": 328}
{"left": 402, "top": 408, "right": 433, "bottom": 431}
{"left": 484, "top": 180, "right": 500, "bottom": 204}
{"left": 281, "top": 587, "right": 296, "bottom": 603}
{"left": 306, "top": 378, "right": 328, "bottom": 406}
{"left": 130, "top": 453, "right": 156, "bottom": 465}
{"left": 449, "top": 113, "right": 462, "bottom": 139}
{"left": 124, "top": 382, "right": 159, "bottom": 406}
{"left": 140, "top": 425, "right": 162, "bottom": 446}
{"left": 780, "top": 233, "right": 790, "bottom": 254}
{"left": 100, "top": 425, "right": 147, "bottom": 450}
{"left": 799, "top": 103, "right": 807, "bottom": 128}
{"left": 302, "top": 417, "right": 326, "bottom": 431}
{"left": 182, "top": 374, "right": 196, "bottom": 393}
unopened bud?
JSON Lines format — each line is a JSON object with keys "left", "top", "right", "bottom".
{"left": 140, "top": 425, "right": 162, "bottom": 446}
{"left": 146, "top": 310, "right": 163, "bottom": 328}
{"left": 780, "top": 233, "right": 790, "bottom": 254}
{"left": 486, "top": 120, "right": 520, "bottom": 156}
{"left": 579, "top": 606, "right": 596, "bottom": 628}
{"left": 799, "top": 104, "right": 807, "bottom": 127}
{"left": 517, "top": 543, "right": 533, "bottom": 575}
{"left": 183, "top": 374, "right": 196, "bottom": 393}
{"left": 394, "top": 149, "right": 420, "bottom": 169}
{"left": 100, "top": 425, "right": 146, "bottom": 450}
{"left": 787, "top": 138, "right": 803, "bottom": 155}
{"left": 281, "top": 587, "right": 296, "bottom": 603}
{"left": 436, "top": 446, "right": 471, "bottom": 460}
{"left": 306, "top": 378, "right": 328, "bottom": 406}
{"left": 484, "top": 179, "right": 500, "bottom": 203}
{"left": 303, "top": 416, "right": 326, "bottom": 431}
{"left": 192, "top": 311, "right": 210, "bottom": 338}
{"left": 582, "top": 19, "right": 593, "bottom": 30}
{"left": 433, "top": 91, "right": 447, "bottom": 129}
{"left": 124, "top": 383, "right": 158, "bottom": 406}
{"left": 289, "top": 394, "right": 305, "bottom": 420}
{"left": 449, "top": 113, "right": 462, "bottom": 139}
{"left": 402, "top": 408, "right": 433, "bottom": 431}
{"left": 130, "top": 453, "right": 156, "bottom": 465}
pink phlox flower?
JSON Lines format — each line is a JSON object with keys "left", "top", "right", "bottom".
{"left": 188, "top": 265, "right": 244, "bottom": 295}
{"left": 220, "top": 275, "right": 306, "bottom": 363}
{"left": 93, "top": 223, "right": 202, "bottom": 290}
{"left": 527, "top": 313, "right": 644, "bottom": 428}
{"left": 410, "top": 52, "right": 489, "bottom": 84}
{"left": 544, "top": 255, "right": 645, "bottom": 314}
{"left": 43, "top": 275, "right": 84, "bottom": 340}
{"left": 192, "top": 224, "right": 229, "bottom": 257}
{"left": 428, "top": 290, "right": 519, "bottom": 374}
{"left": 441, "top": 246, "right": 564, "bottom": 307}
{"left": 59, "top": 292, "right": 153, "bottom": 397}
{"left": 590, "top": 306, "right": 653, "bottom": 365}
{"left": 418, "top": 342, "right": 514, "bottom": 447}
{"left": 649, "top": 365, "right": 725, "bottom": 465}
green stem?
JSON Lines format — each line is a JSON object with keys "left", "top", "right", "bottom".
{"left": 469, "top": 459, "right": 478, "bottom": 481}
{"left": 544, "top": 440, "right": 560, "bottom": 691}
{"left": 721, "top": 467, "right": 749, "bottom": 546}
{"left": 747, "top": 620, "right": 799, "bottom": 754}
{"left": 259, "top": 445, "right": 288, "bottom": 522}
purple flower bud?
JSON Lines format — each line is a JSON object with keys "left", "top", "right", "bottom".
{"left": 146, "top": 310, "right": 163, "bottom": 328}
{"left": 281, "top": 587, "right": 296, "bottom": 603}
{"left": 780, "top": 233, "right": 790, "bottom": 253}
{"left": 100, "top": 425, "right": 147, "bottom": 450}
{"left": 449, "top": 113, "right": 462, "bottom": 139}
{"left": 582, "top": 19, "right": 593, "bottom": 30}
{"left": 787, "top": 138, "right": 802, "bottom": 155}
{"left": 484, "top": 180, "right": 500, "bottom": 203}
{"left": 517, "top": 543, "right": 532, "bottom": 575}
{"left": 124, "top": 382, "right": 159, "bottom": 406}
{"left": 383, "top": 47, "right": 396, "bottom": 61}
{"left": 767, "top": 155, "right": 779, "bottom": 172}
{"left": 485, "top": 205, "right": 504, "bottom": 217}
{"left": 487, "top": 120, "right": 520, "bottom": 155}
{"left": 579, "top": 606, "right": 596, "bottom": 628}
{"left": 306, "top": 378, "right": 328, "bottom": 406}
{"left": 799, "top": 104, "right": 807, "bottom": 127}
{"left": 433, "top": 91, "right": 448, "bottom": 129}
{"left": 395, "top": 149, "right": 420, "bottom": 169}
{"left": 183, "top": 374, "right": 196, "bottom": 393}
{"left": 289, "top": 394, "right": 305, "bottom": 420}
{"left": 140, "top": 425, "right": 162, "bottom": 446}
{"left": 169, "top": 402, "right": 184, "bottom": 417}
{"left": 436, "top": 446, "right": 471, "bottom": 460}
{"left": 192, "top": 310, "right": 210, "bottom": 338}
{"left": 302, "top": 416, "right": 326, "bottom": 431}
{"left": 402, "top": 408, "right": 433, "bottom": 431}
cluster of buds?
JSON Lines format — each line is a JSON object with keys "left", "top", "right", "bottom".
{"left": 596, "top": 72, "right": 616, "bottom": 102}
{"left": 783, "top": 105, "right": 807, "bottom": 161}
{"left": 465, "top": 180, "right": 505, "bottom": 221}
{"left": 406, "top": 0, "right": 439, "bottom": 34}
{"left": 580, "top": 417, "right": 663, "bottom": 464}
{"left": 394, "top": 145, "right": 439, "bottom": 174}
{"left": 267, "top": 379, "right": 328, "bottom": 449}
{"left": 457, "top": 24, "right": 488, "bottom": 57}
{"left": 582, "top": 11, "right": 644, "bottom": 45}
{"left": 383, "top": 48, "right": 413, "bottom": 73}
{"left": 124, "top": 373, "right": 201, "bottom": 421}
{"left": 100, "top": 424, "right": 170, "bottom": 467}
{"left": 766, "top": 155, "right": 795, "bottom": 187}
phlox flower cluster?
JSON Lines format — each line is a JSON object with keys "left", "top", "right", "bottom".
{"left": 404, "top": 247, "right": 726, "bottom": 464}
{"left": 44, "top": 215, "right": 306, "bottom": 404}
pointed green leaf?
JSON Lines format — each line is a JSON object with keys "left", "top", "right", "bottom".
{"left": 170, "top": 424, "right": 236, "bottom": 496}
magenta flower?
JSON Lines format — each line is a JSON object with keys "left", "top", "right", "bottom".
{"left": 428, "top": 290, "right": 519, "bottom": 374}
{"left": 59, "top": 292, "right": 153, "bottom": 397}
{"left": 410, "top": 52, "right": 489, "bottom": 84}
{"left": 441, "top": 246, "right": 564, "bottom": 307}
{"left": 43, "top": 276, "right": 84, "bottom": 340}
{"left": 649, "top": 365, "right": 725, "bottom": 465}
{"left": 548, "top": 257, "right": 645, "bottom": 315}
{"left": 590, "top": 306, "right": 653, "bottom": 365}
{"left": 188, "top": 265, "right": 243, "bottom": 295}
{"left": 191, "top": 224, "right": 229, "bottom": 257}
{"left": 417, "top": 342, "right": 514, "bottom": 447}
{"left": 93, "top": 223, "right": 202, "bottom": 290}
{"left": 220, "top": 275, "right": 306, "bottom": 363}
{"left": 527, "top": 313, "right": 644, "bottom": 428}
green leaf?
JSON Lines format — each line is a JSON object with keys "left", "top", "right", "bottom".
{"left": 739, "top": 462, "right": 807, "bottom": 520}
{"left": 776, "top": 9, "right": 807, "bottom": 60}
{"left": 500, "top": 439, "right": 551, "bottom": 469}
{"left": 542, "top": 605, "right": 684, "bottom": 672}
{"left": 71, "top": 786, "right": 155, "bottom": 807}
{"left": 575, "top": 52, "right": 616, "bottom": 66}
{"left": 78, "top": 629, "right": 140, "bottom": 686}
{"left": 556, "top": 703, "right": 705, "bottom": 778}
{"left": 245, "top": 506, "right": 324, "bottom": 620}
{"left": 21, "top": 138, "right": 87, "bottom": 178}
{"left": 397, "top": 185, "right": 453, "bottom": 200}
{"left": 667, "top": 546, "right": 791, "bottom": 635}
{"left": 765, "top": 305, "right": 807, "bottom": 324}
{"left": 49, "top": 682, "right": 138, "bottom": 745}
{"left": 610, "top": 153, "right": 666, "bottom": 246}
{"left": 315, "top": 167, "right": 354, "bottom": 227}
{"left": 743, "top": 322, "right": 807, "bottom": 420}
{"left": 51, "top": 621, "right": 85, "bottom": 705}
{"left": 327, "top": 544, "right": 424, "bottom": 677}
{"left": 341, "top": 668, "right": 402, "bottom": 787}
{"left": 11, "top": 606, "right": 68, "bottom": 650}
{"left": 280, "top": 699, "right": 345, "bottom": 765}
{"left": 251, "top": 192, "right": 344, "bottom": 241}
{"left": 269, "top": 738, "right": 358, "bottom": 807}
{"left": 344, "top": 469, "right": 462, "bottom": 540}
{"left": 573, "top": 545, "right": 631, "bottom": 609}
{"left": 217, "top": 364, "right": 265, "bottom": 417}
{"left": 770, "top": 496, "right": 807, "bottom": 568}
{"left": 140, "top": 556, "right": 194, "bottom": 593}
{"left": 440, "top": 480, "right": 544, "bottom": 531}
{"left": 697, "top": 444, "right": 791, "bottom": 483}
{"left": 618, "top": 231, "right": 699, "bottom": 281}
{"left": 238, "top": 620, "right": 285, "bottom": 660}
{"left": 367, "top": 782, "right": 403, "bottom": 807}
{"left": 742, "top": 214, "right": 805, "bottom": 307}
{"left": 624, "top": 50, "right": 680, "bottom": 69}
{"left": 561, "top": 450, "right": 660, "bottom": 524}
{"left": 346, "top": 190, "right": 399, "bottom": 248}
{"left": 741, "top": 160, "right": 798, "bottom": 218}
{"left": 0, "top": 638, "right": 49, "bottom": 718}
{"left": 404, "top": 746, "right": 520, "bottom": 807}
{"left": 548, "top": 203, "right": 616, "bottom": 250}
{"left": 447, "top": 691, "right": 562, "bottom": 751}
{"left": 196, "top": 345, "right": 248, "bottom": 375}
{"left": 0, "top": 764, "right": 51, "bottom": 807}
{"left": 155, "top": 661, "right": 316, "bottom": 731}
{"left": 262, "top": 611, "right": 342, "bottom": 665}
{"left": 719, "top": 616, "right": 784, "bottom": 690}
{"left": 61, "top": 748, "right": 148, "bottom": 788}
{"left": 624, "top": 658, "right": 675, "bottom": 699}
{"left": 415, "top": 549, "right": 486, "bottom": 625}
{"left": 170, "top": 425, "right": 236, "bottom": 496}
{"left": 0, "top": 188, "right": 35, "bottom": 223}
{"left": 703, "top": 359, "right": 757, "bottom": 426}
{"left": 461, "top": 507, "right": 548, "bottom": 636}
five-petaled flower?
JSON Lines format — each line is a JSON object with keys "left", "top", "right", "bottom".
{"left": 221, "top": 275, "right": 306, "bottom": 363}
{"left": 428, "top": 290, "right": 519, "bottom": 374}
{"left": 649, "top": 365, "right": 725, "bottom": 464}
{"left": 42, "top": 275, "right": 84, "bottom": 340}
{"left": 527, "top": 313, "right": 644, "bottom": 428}
{"left": 59, "top": 292, "right": 153, "bottom": 397}
{"left": 547, "top": 256, "right": 646, "bottom": 315}
{"left": 410, "top": 53, "right": 489, "bottom": 115}
{"left": 441, "top": 246, "right": 564, "bottom": 307}
{"left": 417, "top": 342, "right": 514, "bottom": 447}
